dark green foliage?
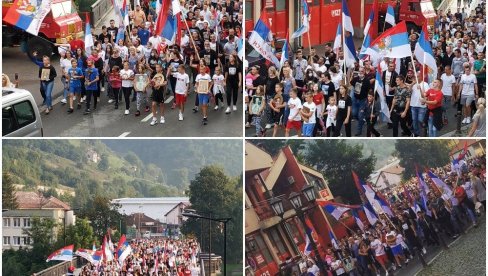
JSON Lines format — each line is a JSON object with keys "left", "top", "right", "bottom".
{"left": 2, "top": 172, "right": 18, "bottom": 210}
{"left": 180, "top": 166, "right": 243, "bottom": 263}
{"left": 394, "top": 140, "right": 451, "bottom": 179}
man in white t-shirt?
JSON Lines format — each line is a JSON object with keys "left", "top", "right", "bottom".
{"left": 369, "top": 235, "right": 390, "bottom": 275}
{"left": 410, "top": 71, "right": 430, "bottom": 137}
{"left": 148, "top": 34, "right": 162, "bottom": 50}
{"left": 440, "top": 65, "right": 456, "bottom": 109}
{"left": 301, "top": 92, "right": 317, "bottom": 137}
{"left": 285, "top": 89, "right": 302, "bottom": 137}
{"left": 174, "top": 65, "right": 190, "bottom": 121}
{"left": 458, "top": 65, "right": 478, "bottom": 124}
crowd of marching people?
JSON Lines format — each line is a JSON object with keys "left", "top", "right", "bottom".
{"left": 245, "top": 1, "right": 486, "bottom": 137}
{"left": 79, "top": 238, "right": 201, "bottom": 275}
{"left": 292, "top": 155, "right": 485, "bottom": 276}
{"left": 28, "top": 0, "right": 242, "bottom": 126}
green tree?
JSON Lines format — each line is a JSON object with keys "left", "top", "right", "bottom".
{"left": 181, "top": 166, "right": 243, "bottom": 262}
{"left": 80, "top": 196, "right": 124, "bottom": 239}
{"left": 22, "top": 217, "right": 57, "bottom": 272}
{"left": 56, "top": 218, "right": 95, "bottom": 249}
{"left": 394, "top": 140, "right": 451, "bottom": 179}
{"left": 301, "top": 140, "right": 376, "bottom": 204}
{"left": 98, "top": 154, "right": 109, "bottom": 171}
{"left": 2, "top": 172, "right": 18, "bottom": 210}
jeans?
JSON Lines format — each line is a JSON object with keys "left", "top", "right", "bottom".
{"left": 252, "top": 115, "right": 263, "bottom": 136}
{"left": 391, "top": 108, "right": 411, "bottom": 137}
{"left": 85, "top": 89, "right": 96, "bottom": 110}
{"left": 41, "top": 80, "right": 54, "bottom": 108}
{"left": 427, "top": 115, "right": 438, "bottom": 137}
{"left": 350, "top": 89, "right": 357, "bottom": 119}
{"left": 354, "top": 98, "right": 367, "bottom": 134}
{"left": 61, "top": 76, "right": 68, "bottom": 100}
{"left": 411, "top": 107, "right": 427, "bottom": 136}
{"left": 282, "top": 94, "right": 290, "bottom": 126}
{"left": 122, "top": 87, "right": 132, "bottom": 109}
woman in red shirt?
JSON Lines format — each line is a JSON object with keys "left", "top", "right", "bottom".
{"left": 423, "top": 79, "right": 444, "bottom": 137}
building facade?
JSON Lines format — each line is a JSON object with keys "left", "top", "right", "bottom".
{"left": 3, "top": 191, "right": 74, "bottom": 251}
{"left": 111, "top": 197, "right": 190, "bottom": 223}
{"left": 245, "top": 142, "right": 357, "bottom": 276}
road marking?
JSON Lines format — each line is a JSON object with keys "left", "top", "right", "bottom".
{"left": 165, "top": 96, "right": 174, "bottom": 103}
{"left": 142, "top": 113, "right": 153, "bottom": 122}
{"left": 119, "top": 132, "right": 131, "bottom": 137}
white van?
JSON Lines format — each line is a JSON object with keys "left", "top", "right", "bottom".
{"left": 2, "top": 88, "right": 43, "bottom": 137}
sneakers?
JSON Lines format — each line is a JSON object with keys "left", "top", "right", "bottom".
{"left": 84, "top": 109, "right": 91, "bottom": 115}
{"left": 73, "top": 96, "right": 77, "bottom": 101}
{"left": 232, "top": 105, "right": 237, "bottom": 111}
{"left": 405, "top": 258, "right": 410, "bottom": 264}
{"left": 150, "top": 117, "right": 158, "bottom": 126}
{"left": 171, "top": 102, "right": 176, "bottom": 109}
{"left": 135, "top": 110, "right": 141, "bottom": 116}
{"left": 265, "top": 124, "right": 272, "bottom": 129}
{"left": 80, "top": 96, "right": 85, "bottom": 103}
{"left": 61, "top": 98, "right": 67, "bottom": 104}
{"left": 44, "top": 108, "right": 50, "bottom": 114}
{"left": 245, "top": 122, "right": 251, "bottom": 128}
{"left": 392, "top": 265, "right": 396, "bottom": 271}
{"left": 178, "top": 112, "right": 183, "bottom": 121}
{"left": 67, "top": 108, "right": 74, "bottom": 114}
{"left": 192, "top": 107, "right": 199, "bottom": 113}
{"left": 145, "top": 106, "right": 150, "bottom": 112}
{"left": 101, "top": 87, "right": 105, "bottom": 92}
{"left": 108, "top": 99, "right": 114, "bottom": 104}
{"left": 462, "top": 117, "right": 467, "bottom": 124}
{"left": 466, "top": 117, "right": 471, "bottom": 124}
{"left": 422, "top": 248, "right": 427, "bottom": 254}
{"left": 214, "top": 105, "right": 219, "bottom": 110}
{"left": 160, "top": 116, "right": 165, "bottom": 124}
{"left": 125, "top": 109, "right": 129, "bottom": 115}
{"left": 225, "top": 107, "right": 231, "bottom": 114}
{"left": 203, "top": 117, "right": 208, "bottom": 125}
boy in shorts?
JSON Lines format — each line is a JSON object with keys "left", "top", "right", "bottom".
{"left": 285, "top": 89, "right": 302, "bottom": 137}
{"left": 269, "top": 83, "right": 285, "bottom": 137}
{"left": 67, "top": 59, "right": 83, "bottom": 113}
{"left": 150, "top": 64, "right": 167, "bottom": 126}
{"left": 301, "top": 92, "right": 317, "bottom": 137}
{"left": 195, "top": 66, "right": 213, "bottom": 125}
{"left": 174, "top": 64, "right": 190, "bottom": 121}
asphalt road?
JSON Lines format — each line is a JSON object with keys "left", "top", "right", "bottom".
{"left": 2, "top": 47, "right": 243, "bottom": 137}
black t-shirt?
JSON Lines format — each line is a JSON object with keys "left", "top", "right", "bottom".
{"left": 250, "top": 75, "right": 266, "bottom": 95}
{"left": 350, "top": 76, "right": 372, "bottom": 100}
{"left": 225, "top": 63, "right": 241, "bottom": 84}
{"left": 336, "top": 95, "right": 351, "bottom": 119}
{"left": 168, "top": 58, "right": 184, "bottom": 76}
{"left": 265, "top": 76, "right": 279, "bottom": 97}
{"left": 199, "top": 49, "right": 218, "bottom": 69}
{"left": 98, "top": 32, "right": 111, "bottom": 43}
{"left": 108, "top": 56, "right": 123, "bottom": 72}
{"left": 106, "top": 27, "right": 118, "bottom": 41}
{"left": 319, "top": 81, "right": 335, "bottom": 99}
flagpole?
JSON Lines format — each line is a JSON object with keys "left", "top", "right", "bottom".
{"left": 342, "top": 21, "right": 347, "bottom": 85}
{"left": 182, "top": 18, "right": 201, "bottom": 60}
{"left": 409, "top": 51, "right": 419, "bottom": 85}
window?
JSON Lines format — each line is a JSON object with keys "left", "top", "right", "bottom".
{"left": 22, "top": 236, "right": 31, "bottom": 245}
{"left": 12, "top": 236, "right": 21, "bottom": 246}
{"left": 13, "top": 218, "right": 21, "bottom": 227}
{"left": 23, "top": 218, "right": 31, "bottom": 228}
{"left": 2, "top": 100, "right": 36, "bottom": 136}
{"left": 245, "top": 0, "right": 253, "bottom": 20}
{"left": 246, "top": 233, "right": 274, "bottom": 269}
{"left": 266, "top": 226, "right": 288, "bottom": 256}
{"left": 3, "top": 218, "right": 10, "bottom": 227}
{"left": 285, "top": 217, "right": 305, "bottom": 244}
{"left": 51, "top": 1, "right": 75, "bottom": 18}
{"left": 276, "top": 0, "right": 286, "bottom": 12}
{"left": 3, "top": 236, "right": 10, "bottom": 245}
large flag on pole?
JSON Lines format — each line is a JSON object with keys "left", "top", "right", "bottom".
{"left": 317, "top": 200, "right": 360, "bottom": 221}
{"left": 333, "top": 24, "right": 342, "bottom": 51}
{"left": 352, "top": 171, "right": 376, "bottom": 204}
{"left": 416, "top": 170, "right": 432, "bottom": 216}
{"left": 237, "top": 37, "right": 244, "bottom": 61}
{"left": 329, "top": 231, "right": 340, "bottom": 249}
{"left": 46, "top": 245, "right": 74, "bottom": 262}
{"left": 248, "top": 9, "right": 280, "bottom": 68}
{"left": 172, "top": 0, "right": 182, "bottom": 14}
{"left": 352, "top": 209, "right": 365, "bottom": 231}
{"left": 3, "top": 0, "right": 53, "bottom": 36}
{"left": 117, "top": 235, "right": 132, "bottom": 265}
{"left": 121, "top": 0, "right": 129, "bottom": 27}
{"left": 291, "top": 0, "right": 310, "bottom": 39}
{"left": 360, "top": 0, "right": 377, "bottom": 58}
{"left": 375, "top": 194, "right": 394, "bottom": 217}
{"left": 341, "top": 0, "right": 354, "bottom": 35}
{"left": 280, "top": 32, "right": 290, "bottom": 68}
{"left": 427, "top": 170, "right": 453, "bottom": 197}
{"left": 385, "top": 5, "right": 396, "bottom": 26}
{"left": 85, "top": 14, "right": 94, "bottom": 55}
{"left": 363, "top": 202, "right": 378, "bottom": 226}
{"left": 414, "top": 25, "right": 437, "bottom": 80}
{"left": 155, "top": 0, "right": 177, "bottom": 44}
{"left": 303, "top": 218, "right": 315, "bottom": 255}
{"left": 364, "top": 21, "right": 411, "bottom": 62}
{"left": 375, "top": 70, "right": 392, "bottom": 123}
{"left": 75, "top": 249, "right": 95, "bottom": 263}
{"left": 102, "top": 235, "right": 114, "bottom": 262}
{"left": 344, "top": 32, "right": 357, "bottom": 68}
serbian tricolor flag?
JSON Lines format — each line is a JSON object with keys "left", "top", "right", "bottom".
{"left": 117, "top": 235, "right": 132, "bottom": 265}
{"left": 4, "top": 0, "right": 53, "bottom": 36}
{"left": 341, "top": 0, "right": 354, "bottom": 35}
{"left": 364, "top": 21, "right": 411, "bottom": 63}
{"left": 155, "top": 0, "right": 177, "bottom": 45}
{"left": 85, "top": 14, "right": 94, "bottom": 55}
{"left": 359, "top": 0, "right": 377, "bottom": 58}
{"left": 416, "top": 170, "right": 432, "bottom": 216}
{"left": 385, "top": 5, "right": 396, "bottom": 26}
{"left": 303, "top": 218, "right": 315, "bottom": 256}
{"left": 75, "top": 249, "right": 95, "bottom": 263}
{"left": 333, "top": 24, "right": 342, "bottom": 52}
{"left": 102, "top": 235, "right": 114, "bottom": 262}
{"left": 352, "top": 171, "right": 376, "bottom": 204}
{"left": 93, "top": 250, "right": 104, "bottom": 264}
{"left": 363, "top": 202, "right": 378, "bottom": 226}
{"left": 291, "top": 0, "right": 310, "bottom": 39}
{"left": 352, "top": 209, "right": 365, "bottom": 231}
{"left": 375, "top": 194, "right": 394, "bottom": 218}
{"left": 457, "top": 141, "right": 468, "bottom": 161}
{"left": 317, "top": 200, "right": 359, "bottom": 221}
{"left": 248, "top": 8, "right": 280, "bottom": 68}
{"left": 279, "top": 31, "right": 290, "bottom": 68}
{"left": 375, "top": 70, "right": 392, "bottom": 123}
{"left": 414, "top": 25, "right": 437, "bottom": 81}
{"left": 427, "top": 170, "right": 453, "bottom": 197}
{"left": 329, "top": 231, "right": 339, "bottom": 249}
{"left": 46, "top": 245, "right": 74, "bottom": 262}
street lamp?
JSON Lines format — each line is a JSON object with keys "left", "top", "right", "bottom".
{"left": 270, "top": 186, "right": 326, "bottom": 273}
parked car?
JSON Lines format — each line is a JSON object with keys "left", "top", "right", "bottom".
{"left": 2, "top": 88, "right": 43, "bottom": 137}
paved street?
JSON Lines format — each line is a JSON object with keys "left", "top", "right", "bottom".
{"left": 3, "top": 46, "right": 243, "bottom": 137}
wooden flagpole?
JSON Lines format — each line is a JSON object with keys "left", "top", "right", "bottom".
{"left": 182, "top": 16, "right": 201, "bottom": 60}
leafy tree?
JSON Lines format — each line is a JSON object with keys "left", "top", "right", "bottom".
{"left": 56, "top": 218, "right": 95, "bottom": 249}
{"left": 98, "top": 154, "right": 109, "bottom": 171}
{"left": 394, "top": 140, "right": 451, "bottom": 179}
{"left": 2, "top": 172, "right": 18, "bottom": 210}
{"left": 79, "top": 196, "right": 124, "bottom": 239}
{"left": 22, "top": 217, "right": 57, "bottom": 272}
{"left": 181, "top": 166, "right": 242, "bottom": 262}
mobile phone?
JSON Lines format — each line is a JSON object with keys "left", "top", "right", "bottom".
{"left": 14, "top": 73, "right": 18, "bottom": 80}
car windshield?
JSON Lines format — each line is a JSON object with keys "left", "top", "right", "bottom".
{"left": 51, "top": 1, "right": 74, "bottom": 18}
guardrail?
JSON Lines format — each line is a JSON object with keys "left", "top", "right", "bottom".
{"left": 438, "top": 0, "right": 455, "bottom": 14}
{"left": 90, "top": 0, "right": 113, "bottom": 27}
{"left": 33, "top": 257, "right": 83, "bottom": 276}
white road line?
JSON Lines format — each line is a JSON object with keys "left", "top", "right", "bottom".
{"left": 141, "top": 113, "right": 153, "bottom": 122}
{"left": 164, "top": 96, "right": 174, "bottom": 103}
{"left": 119, "top": 132, "right": 131, "bottom": 137}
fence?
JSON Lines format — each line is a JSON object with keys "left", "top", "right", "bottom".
{"left": 33, "top": 257, "right": 85, "bottom": 276}
{"left": 90, "top": 0, "right": 113, "bottom": 27}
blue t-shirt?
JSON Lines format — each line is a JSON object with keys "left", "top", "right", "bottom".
{"left": 138, "top": 29, "right": 150, "bottom": 46}
{"left": 84, "top": 67, "right": 99, "bottom": 90}
{"left": 68, "top": 67, "right": 83, "bottom": 88}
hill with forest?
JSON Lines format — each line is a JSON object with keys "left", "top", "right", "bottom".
{"left": 2, "top": 140, "right": 242, "bottom": 208}
{"left": 346, "top": 140, "right": 396, "bottom": 169}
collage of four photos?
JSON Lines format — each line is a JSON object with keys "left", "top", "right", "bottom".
{"left": 1, "top": 0, "right": 486, "bottom": 275}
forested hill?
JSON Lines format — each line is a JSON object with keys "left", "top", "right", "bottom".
{"left": 2, "top": 140, "right": 242, "bottom": 207}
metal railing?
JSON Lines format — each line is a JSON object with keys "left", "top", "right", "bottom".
{"left": 438, "top": 0, "right": 456, "bottom": 14}
{"left": 90, "top": 0, "right": 113, "bottom": 27}
{"left": 33, "top": 257, "right": 82, "bottom": 276}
